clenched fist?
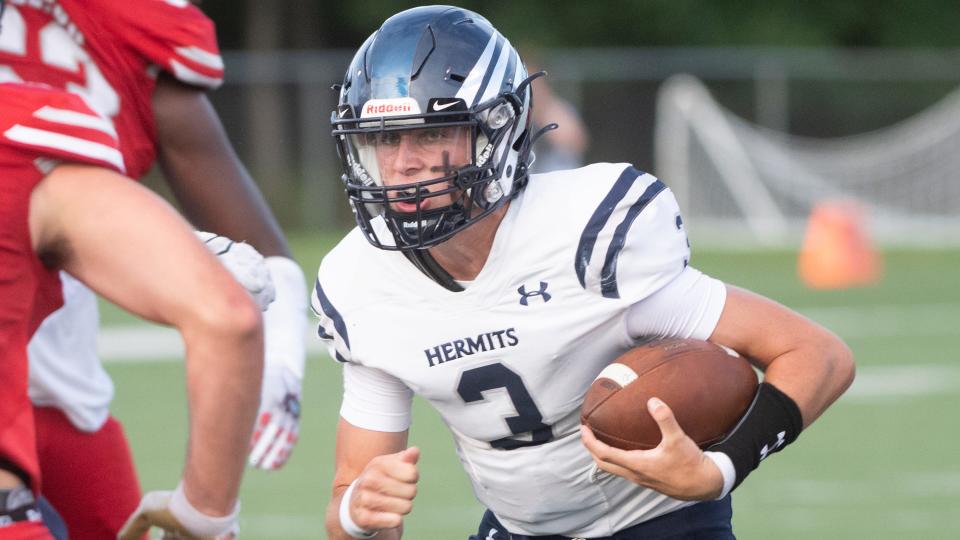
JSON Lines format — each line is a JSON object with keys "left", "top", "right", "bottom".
{"left": 342, "top": 447, "right": 420, "bottom": 534}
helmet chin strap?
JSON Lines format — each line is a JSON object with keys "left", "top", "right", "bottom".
{"left": 402, "top": 249, "right": 465, "bottom": 292}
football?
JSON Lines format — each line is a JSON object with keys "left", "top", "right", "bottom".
{"left": 581, "top": 338, "right": 758, "bottom": 451}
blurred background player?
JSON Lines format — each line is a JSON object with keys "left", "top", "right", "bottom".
{"left": 0, "top": 0, "right": 308, "bottom": 537}
{"left": 0, "top": 73, "right": 262, "bottom": 538}
{"left": 318, "top": 6, "right": 854, "bottom": 539}
{"left": 522, "top": 48, "right": 590, "bottom": 172}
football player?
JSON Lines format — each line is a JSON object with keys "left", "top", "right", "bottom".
{"left": 0, "top": 0, "right": 307, "bottom": 537}
{"left": 317, "top": 6, "right": 856, "bottom": 539}
{"left": 0, "top": 76, "right": 261, "bottom": 538}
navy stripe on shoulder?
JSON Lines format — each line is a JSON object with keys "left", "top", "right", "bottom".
{"left": 314, "top": 279, "right": 350, "bottom": 350}
{"left": 317, "top": 327, "right": 334, "bottom": 341}
{"left": 600, "top": 180, "right": 668, "bottom": 298}
{"left": 575, "top": 165, "right": 644, "bottom": 288}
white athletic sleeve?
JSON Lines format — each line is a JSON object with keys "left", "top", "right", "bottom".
{"left": 625, "top": 266, "right": 727, "bottom": 340}
{"left": 340, "top": 363, "right": 414, "bottom": 433}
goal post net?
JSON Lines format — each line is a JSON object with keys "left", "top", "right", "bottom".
{"left": 654, "top": 74, "right": 960, "bottom": 247}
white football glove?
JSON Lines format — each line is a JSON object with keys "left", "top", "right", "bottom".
{"left": 249, "top": 363, "right": 301, "bottom": 470}
{"left": 117, "top": 486, "right": 239, "bottom": 540}
{"left": 195, "top": 231, "right": 276, "bottom": 312}
{"left": 248, "top": 256, "right": 307, "bottom": 471}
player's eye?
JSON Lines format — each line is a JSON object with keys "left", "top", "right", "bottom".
{"left": 382, "top": 132, "right": 403, "bottom": 146}
{"left": 365, "top": 132, "right": 401, "bottom": 146}
{"left": 417, "top": 128, "right": 447, "bottom": 146}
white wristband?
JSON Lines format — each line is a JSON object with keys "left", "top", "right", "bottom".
{"left": 264, "top": 256, "right": 308, "bottom": 379}
{"left": 339, "top": 479, "right": 377, "bottom": 538}
{"left": 703, "top": 451, "right": 736, "bottom": 500}
{"left": 169, "top": 482, "right": 240, "bottom": 538}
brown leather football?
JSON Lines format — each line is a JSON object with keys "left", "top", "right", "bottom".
{"left": 581, "top": 338, "right": 758, "bottom": 450}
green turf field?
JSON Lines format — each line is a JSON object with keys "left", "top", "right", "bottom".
{"left": 104, "top": 232, "right": 960, "bottom": 539}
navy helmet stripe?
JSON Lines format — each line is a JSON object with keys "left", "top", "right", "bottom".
{"left": 477, "top": 35, "right": 513, "bottom": 105}
{"left": 600, "top": 180, "right": 668, "bottom": 298}
{"left": 574, "top": 166, "right": 644, "bottom": 288}
{"left": 470, "top": 35, "right": 503, "bottom": 107}
{"left": 455, "top": 32, "right": 497, "bottom": 104}
{"left": 314, "top": 279, "right": 350, "bottom": 350}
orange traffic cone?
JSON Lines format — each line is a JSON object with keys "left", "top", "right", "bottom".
{"left": 798, "top": 200, "right": 882, "bottom": 289}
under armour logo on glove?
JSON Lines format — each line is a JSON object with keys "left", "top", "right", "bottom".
{"left": 249, "top": 365, "right": 302, "bottom": 470}
{"left": 518, "top": 281, "right": 551, "bottom": 306}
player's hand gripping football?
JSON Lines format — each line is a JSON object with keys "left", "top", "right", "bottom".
{"left": 345, "top": 447, "right": 420, "bottom": 532}
{"left": 249, "top": 362, "right": 301, "bottom": 469}
{"left": 117, "top": 489, "right": 238, "bottom": 540}
{"left": 195, "top": 231, "right": 275, "bottom": 311}
{"left": 580, "top": 397, "right": 725, "bottom": 501}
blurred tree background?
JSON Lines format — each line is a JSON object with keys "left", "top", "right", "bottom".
{"left": 175, "top": 1, "right": 960, "bottom": 232}
{"left": 207, "top": 0, "right": 960, "bottom": 49}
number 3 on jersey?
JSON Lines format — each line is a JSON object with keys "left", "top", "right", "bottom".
{"left": 457, "top": 363, "right": 553, "bottom": 450}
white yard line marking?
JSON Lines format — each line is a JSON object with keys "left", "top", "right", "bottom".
{"left": 797, "top": 303, "right": 960, "bottom": 339}
{"left": 98, "top": 303, "right": 960, "bottom": 365}
{"left": 98, "top": 325, "right": 325, "bottom": 362}
{"left": 842, "top": 364, "right": 960, "bottom": 402}
{"left": 99, "top": 329, "right": 960, "bottom": 400}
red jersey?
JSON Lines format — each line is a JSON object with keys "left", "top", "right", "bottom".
{"left": 0, "top": 0, "right": 224, "bottom": 179}
{"left": 0, "top": 82, "right": 123, "bottom": 492}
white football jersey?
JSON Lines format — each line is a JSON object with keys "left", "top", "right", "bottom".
{"left": 313, "top": 163, "right": 727, "bottom": 537}
{"left": 28, "top": 273, "right": 114, "bottom": 432}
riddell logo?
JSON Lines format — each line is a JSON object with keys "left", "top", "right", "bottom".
{"left": 360, "top": 98, "right": 421, "bottom": 118}
{"left": 365, "top": 103, "right": 410, "bottom": 114}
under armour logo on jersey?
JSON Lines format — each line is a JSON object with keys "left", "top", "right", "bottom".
{"left": 518, "top": 282, "right": 551, "bottom": 306}
{"left": 759, "top": 430, "right": 787, "bottom": 461}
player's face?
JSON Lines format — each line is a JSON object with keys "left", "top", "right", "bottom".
{"left": 367, "top": 127, "right": 472, "bottom": 212}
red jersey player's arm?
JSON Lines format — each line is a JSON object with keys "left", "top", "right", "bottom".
{"left": 152, "top": 73, "right": 308, "bottom": 475}
{"left": 28, "top": 163, "right": 263, "bottom": 517}
{"left": 152, "top": 73, "right": 291, "bottom": 258}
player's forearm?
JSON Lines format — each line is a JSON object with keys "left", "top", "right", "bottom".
{"left": 760, "top": 334, "right": 855, "bottom": 428}
{"left": 153, "top": 74, "right": 291, "bottom": 258}
{"left": 712, "top": 286, "right": 855, "bottom": 429}
{"left": 180, "top": 307, "right": 264, "bottom": 515}
{"left": 160, "top": 144, "right": 291, "bottom": 258}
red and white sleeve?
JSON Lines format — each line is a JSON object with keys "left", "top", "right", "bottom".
{"left": 0, "top": 84, "right": 125, "bottom": 173}
{"left": 109, "top": 0, "right": 225, "bottom": 89}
